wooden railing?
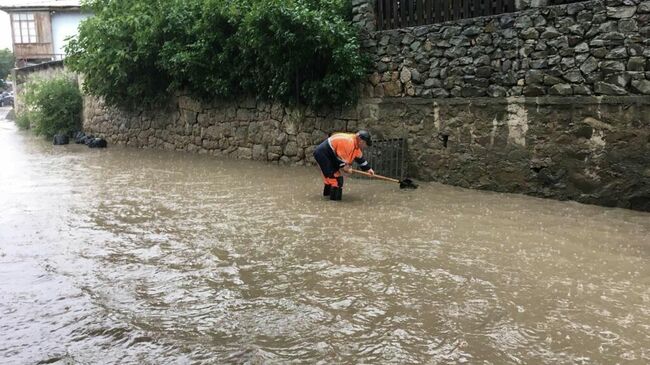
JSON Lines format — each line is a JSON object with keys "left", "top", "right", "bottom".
{"left": 375, "top": 0, "right": 587, "bottom": 30}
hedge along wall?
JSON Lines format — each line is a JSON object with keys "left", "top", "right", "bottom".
{"left": 83, "top": 0, "right": 650, "bottom": 211}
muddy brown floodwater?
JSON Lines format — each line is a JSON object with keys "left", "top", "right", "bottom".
{"left": 0, "top": 108, "right": 649, "bottom": 364}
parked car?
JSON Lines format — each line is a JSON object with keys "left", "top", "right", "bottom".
{"left": 0, "top": 91, "right": 14, "bottom": 107}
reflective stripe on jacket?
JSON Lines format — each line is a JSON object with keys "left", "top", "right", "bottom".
{"left": 327, "top": 133, "right": 371, "bottom": 171}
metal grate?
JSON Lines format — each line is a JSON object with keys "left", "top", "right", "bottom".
{"left": 375, "top": 0, "right": 590, "bottom": 30}
{"left": 376, "top": 0, "right": 517, "bottom": 30}
{"left": 354, "top": 137, "right": 408, "bottom": 180}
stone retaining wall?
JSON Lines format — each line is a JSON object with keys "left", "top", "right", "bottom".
{"left": 83, "top": 94, "right": 650, "bottom": 211}
{"left": 399, "top": 96, "right": 649, "bottom": 211}
{"left": 83, "top": 96, "right": 354, "bottom": 164}
{"left": 354, "top": 0, "right": 650, "bottom": 99}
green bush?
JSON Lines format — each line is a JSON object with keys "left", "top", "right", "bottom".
{"left": 65, "top": 0, "right": 171, "bottom": 108}
{"left": 15, "top": 112, "right": 31, "bottom": 130}
{"left": 19, "top": 75, "right": 83, "bottom": 137}
{"left": 157, "top": 0, "right": 243, "bottom": 100}
{"left": 66, "top": 0, "right": 369, "bottom": 109}
{"left": 237, "top": 0, "right": 368, "bottom": 107}
{"left": 0, "top": 48, "right": 14, "bottom": 84}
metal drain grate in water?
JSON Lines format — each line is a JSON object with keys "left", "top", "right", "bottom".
{"left": 354, "top": 137, "right": 407, "bottom": 180}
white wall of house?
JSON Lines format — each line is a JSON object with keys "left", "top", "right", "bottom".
{"left": 51, "top": 11, "right": 89, "bottom": 57}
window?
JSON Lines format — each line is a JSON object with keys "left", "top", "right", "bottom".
{"left": 12, "top": 13, "right": 38, "bottom": 44}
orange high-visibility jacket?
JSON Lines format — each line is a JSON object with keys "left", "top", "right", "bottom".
{"left": 328, "top": 133, "right": 370, "bottom": 170}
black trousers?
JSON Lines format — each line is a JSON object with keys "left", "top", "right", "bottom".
{"left": 313, "top": 140, "right": 344, "bottom": 187}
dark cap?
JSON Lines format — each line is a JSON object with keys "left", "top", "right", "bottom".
{"left": 357, "top": 130, "right": 372, "bottom": 146}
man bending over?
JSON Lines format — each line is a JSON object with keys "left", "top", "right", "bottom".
{"left": 313, "top": 130, "right": 375, "bottom": 201}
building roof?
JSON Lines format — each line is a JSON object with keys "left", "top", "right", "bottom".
{"left": 0, "top": 1, "right": 81, "bottom": 11}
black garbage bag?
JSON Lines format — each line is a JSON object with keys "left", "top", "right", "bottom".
{"left": 82, "top": 135, "right": 95, "bottom": 145}
{"left": 87, "top": 138, "right": 107, "bottom": 148}
{"left": 73, "top": 131, "right": 87, "bottom": 144}
{"left": 53, "top": 134, "right": 69, "bottom": 145}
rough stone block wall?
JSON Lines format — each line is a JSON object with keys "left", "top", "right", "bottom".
{"left": 83, "top": 95, "right": 360, "bottom": 165}
{"left": 346, "top": 0, "right": 649, "bottom": 210}
{"left": 354, "top": 0, "right": 650, "bottom": 99}
{"left": 361, "top": 96, "right": 650, "bottom": 211}
{"left": 83, "top": 93, "right": 650, "bottom": 211}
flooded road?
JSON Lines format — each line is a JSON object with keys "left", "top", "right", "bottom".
{"left": 1, "top": 107, "right": 649, "bottom": 364}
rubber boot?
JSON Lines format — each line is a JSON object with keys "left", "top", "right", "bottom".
{"left": 330, "top": 187, "right": 342, "bottom": 201}
{"left": 323, "top": 184, "right": 331, "bottom": 196}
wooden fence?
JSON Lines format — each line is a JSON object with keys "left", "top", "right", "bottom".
{"left": 375, "top": 0, "right": 588, "bottom": 30}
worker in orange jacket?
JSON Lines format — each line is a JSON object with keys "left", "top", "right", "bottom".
{"left": 313, "top": 130, "right": 375, "bottom": 200}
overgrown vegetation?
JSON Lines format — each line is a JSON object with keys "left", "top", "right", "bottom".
{"left": 18, "top": 75, "right": 83, "bottom": 137}
{"left": 15, "top": 113, "right": 31, "bottom": 130}
{"left": 65, "top": 0, "right": 368, "bottom": 109}
{"left": 0, "top": 48, "right": 14, "bottom": 88}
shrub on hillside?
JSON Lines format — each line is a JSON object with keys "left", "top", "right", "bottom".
{"left": 19, "top": 75, "right": 83, "bottom": 137}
